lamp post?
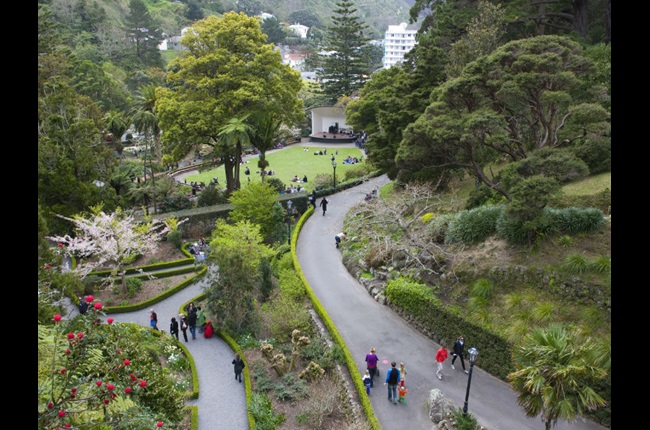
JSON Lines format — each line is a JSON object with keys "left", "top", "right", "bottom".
{"left": 332, "top": 160, "right": 337, "bottom": 188}
{"left": 462, "top": 347, "right": 479, "bottom": 416}
{"left": 286, "top": 200, "right": 293, "bottom": 245}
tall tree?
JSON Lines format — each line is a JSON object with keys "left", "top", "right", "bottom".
{"left": 318, "top": 0, "right": 371, "bottom": 102}
{"left": 508, "top": 324, "right": 608, "bottom": 430}
{"left": 204, "top": 220, "right": 274, "bottom": 336}
{"left": 248, "top": 111, "right": 283, "bottom": 182}
{"left": 156, "top": 12, "right": 304, "bottom": 196}
{"left": 395, "top": 35, "right": 610, "bottom": 198}
{"left": 217, "top": 116, "right": 254, "bottom": 192}
{"left": 260, "top": 17, "right": 287, "bottom": 45}
{"left": 132, "top": 83, "right": 162, "bottom": 162}
{"left": 445, "top": 0, "right": 506, "bottom": 79}
{"left": 124, "top": 0, "right": 163, "bottom": 68}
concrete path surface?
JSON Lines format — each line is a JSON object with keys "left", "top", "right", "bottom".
{"left": 96, "top": 266, "right": 249, "bottom": 430}
{"left": 60, "top": 142, "right": 609, "bottom": 430}
{"left": 295, "top": 173, "right": 608, "bottom": 430}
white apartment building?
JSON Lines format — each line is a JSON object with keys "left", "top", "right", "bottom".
{"left": 383, "top": 22, "right": 417, "bottom": 69}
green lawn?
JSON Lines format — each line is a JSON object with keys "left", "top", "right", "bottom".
{"left": 183, "top": 145, "right": 366, "bottom": 192}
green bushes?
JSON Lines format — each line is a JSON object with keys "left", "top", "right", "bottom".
{"left": 445, "top": 205, "right": 503, "bottom": 245}
{"left": 385, "top": 277, "right": 442, "bottom": 315}
{"left": 126, "top": 277, "right": 144, "bottom": 298}
{"left": 441, "top": 205, "right": 605, "bottom": 246}
{"left": 167, "top": 230, "right": 183, "bottom": 249}
{"left": 548, "top": 207, "right": 604, "bottom": 234}
{"left": 249, "top": 392, "right": 285, "bottom": 430}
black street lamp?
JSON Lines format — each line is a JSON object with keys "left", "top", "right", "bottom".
{"left": 332, "top": 160, "right": 337, "bottom": 188}
{"left": 462, "top": 347, "right": 479, "bottom": 416}
{"left": 286, "top": 200, "right": 293, "bottom": 245}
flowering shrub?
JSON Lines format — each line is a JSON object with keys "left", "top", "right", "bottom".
{"left": 37, "top": 296, "right": 186, "bottom": 429}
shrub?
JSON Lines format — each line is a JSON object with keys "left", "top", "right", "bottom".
{"left": 277, "top": 269, "right": 306, "bottom": 302}
{"left": 249, "top": 392, "right": 285, "bottom": 430}
{"left": 251, "top": 363, "right": 274, "bottom": 393}
{"left": 274, "top": 373, "right": 309, "bottom": 402}
{"left": 167, "top": 230, "right": 183, "bottom": 249}
{"left": 196, "top": 184, "right": 229, "bottom": 207}
{"left": 159, "top": 193, "right": 193, "bottom": 212}
{"left": 590, "top": 255, "right": 611, "bottom": 274}
{"left": 265, "top": 177, "right": 286, "bottom": 194}
{"left": 82, "top": 274, "right": 103, "bottom": 295}
{"left": 495, "top": 210, "right": 556, "bottom": 245}
{"left": 570, "top": 137, "right": 611, "bottom": 174}
{"left": 126, "top": 277, "right": 144, "bottom": 298}
{"left": 562, "top": 253, "right": 589, "bottom": 274}
{"left": 465, "top": 184, "right": 504, "bottom": 209}
{"left": 557, "top": 235, "right": 574, "bottom": 247}
{"left": 426, "top": 213, "right": 456, "bottom": 243}
{"left": 265, "top": 295, "right": 312, "bottom": 343}
{"left": 470, "top": 278, "right": 494, "bottom": 301}
{"left": 453, "top": 408, "right": 479, "bottom": 430}
{"left": 445, "top": 205, "right": 503, "bottom": 245}
{"left": 385, "top": 277, "right": 442, "bottom": 316}
{"left": 548, "top": 207, "right": 605, "bottom": 234}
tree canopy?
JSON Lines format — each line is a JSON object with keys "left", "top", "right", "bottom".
{"left": 156, "top": 12, "right": 304, "bottom": 196}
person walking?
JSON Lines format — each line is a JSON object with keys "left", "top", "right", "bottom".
{"left": 149, "top": 309, "right": 159, "bottom": 331}
{"left": 188, "top": 305, "right": 198, "bottom": 340}
{"left": 365, "top": 347, "right": 379, "bottom": 387}
{"left": 169, "top": 317, "right": 179, "bottom": 340}
{"left": 384, "top": 361, "right": 400, "bottom": 404}
{"left": 451, "top": 336, "right": 469, "bottom": 374}
{"left": 310, "top": 190, "right": 317, "bottom": 209}
{"left": 319, "top": 197, "right": 329, "bottom": 216}
{"left": 180, "top": 315, "right": 189, "bottom": 342}
{"left": 362, "top": 369, "right": 372, "bottom": 395}
{"left": 232, "top": 354, "right": 245, "bottom": 383}
{"left": 399, "top": 362, "right": 407, "bottom": 387}
{"left": 196, "top": 306, "right": 206, "bottom": 334}
{"left": 435, "top": 344, "right": 449, "bottom": 380}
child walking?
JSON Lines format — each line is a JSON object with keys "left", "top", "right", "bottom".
{"left": 399, "top": 362, "right": 407, "bottom": 387}
{"left": 362, "top": 369, "right": 372, "bottom": 395}
{"left": 398, "top": 385, "right": 408, "bottom": 404}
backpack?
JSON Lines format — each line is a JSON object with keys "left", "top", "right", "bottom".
{"left": 181, "top": 319, "right": 188, "bottom": 330}
{"left": 387, "top": 368, "right": 399, "bottom": 385}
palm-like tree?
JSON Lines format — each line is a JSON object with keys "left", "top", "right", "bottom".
{"left": 103, "top": 110, "right": 130, "bottom": 156}
{"left": 508, "top": 324, "right": 608, "bottom": 430}
{"left": 132, "top": 83, "right": 161, "bottom": 162}
{"left": 248, "top": 111, "right": 282, "bottom": 182}
{"left": 217, "top": 116, "right": 253, "bottom": 194}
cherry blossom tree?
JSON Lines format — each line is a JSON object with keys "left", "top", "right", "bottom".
{"left": 47, "top": 205, "right": 177, "bottom": 293}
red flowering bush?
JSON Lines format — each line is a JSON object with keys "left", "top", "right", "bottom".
{"left": 38, "top": 303, "right": 186, "bottom": 429}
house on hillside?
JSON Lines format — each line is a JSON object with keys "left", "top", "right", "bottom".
{"left": 288, "top": 24, "right": 309, "bottom": 39}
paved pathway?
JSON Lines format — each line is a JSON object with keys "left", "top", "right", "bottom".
{"left": 60, "top": 142, "right": 608, "bottom": 430}
{"left": 295, "top": 174, "right": 608, "bottom": 430}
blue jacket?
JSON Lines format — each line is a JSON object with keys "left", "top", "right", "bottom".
{"left": 385, "top": 367, "right": 400, "bottom": 385}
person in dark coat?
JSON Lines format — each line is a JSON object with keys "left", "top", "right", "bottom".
{"left": 451, "top": 336, "right": 469, "bottom": 374}
{"left": 169, "top": 317, "right": 179, "bottom": 340}
{"left": 188, "top": 306, "right": 197, "bottom": 340}
{"left": 310, "top": 190, "right": 317, "bottom": 209}
{"left": 232, "top": 354, "right": 245, "bottom": 383}
{"left": 319, "top": 197, "right": 329, "bottom": 216}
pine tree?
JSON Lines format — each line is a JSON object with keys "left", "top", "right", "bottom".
{"left": 318, "top": 0, "right": 370, "bottom": 102}
{"left": 124, "top": 0, "right": 163, "bottom": 68}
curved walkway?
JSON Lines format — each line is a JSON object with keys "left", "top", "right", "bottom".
{"left": 295, "top": 174, "right": 607, "bottom": 430}
{"left": 61, "top": 142, "right": 607, "bottom": 430}
{"left": 93, "top": 265, "right": 249, "bottom": 430}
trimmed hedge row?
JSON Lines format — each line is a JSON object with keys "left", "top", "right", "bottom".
{"left": 291, "top": 205, "right": 382, "bottom": 430}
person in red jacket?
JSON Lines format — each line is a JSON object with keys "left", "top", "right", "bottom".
{"left": 435, "top": 344, "right": 449, "bottom": 380}
{"left": 203, "top": 320, "right": 214, "bottom": 338}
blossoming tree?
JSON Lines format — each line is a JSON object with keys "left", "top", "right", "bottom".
{"left": 47, "top": 205, "right": 174, "bottom": 293}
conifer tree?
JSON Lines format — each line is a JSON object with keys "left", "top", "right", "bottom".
{"left": 318, "top": 0, "right": 370, "bottom": 102}
{"left": 124, "top": 0, "right": 163, "bottom": 68}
